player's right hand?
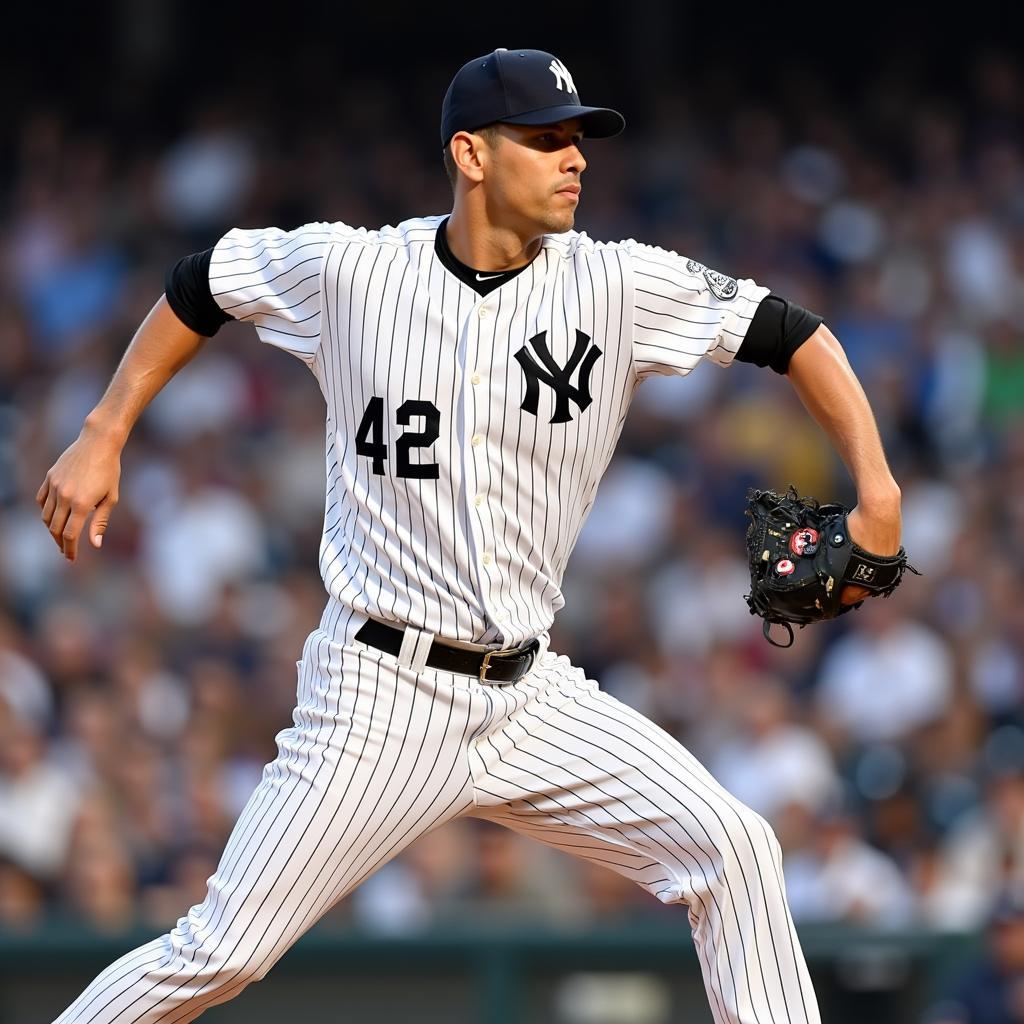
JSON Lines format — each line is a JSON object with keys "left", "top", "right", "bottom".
{"left": 36, "top": 426, "right": 122, "bottom": 563}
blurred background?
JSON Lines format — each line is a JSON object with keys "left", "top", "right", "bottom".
{"left": 3, "top": 2, "right": 1024, "bottom": 1021}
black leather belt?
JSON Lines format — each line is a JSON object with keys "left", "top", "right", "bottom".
{"left": 355, "top": 619, "right": 540, "bottom": 683}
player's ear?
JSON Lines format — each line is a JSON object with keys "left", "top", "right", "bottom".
{"left": 450, "top": 131, "right": 486, "bottom": 184}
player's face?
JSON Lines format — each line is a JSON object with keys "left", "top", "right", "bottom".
{"left": 484, "top": 119, "right": 587, "bottom": 235}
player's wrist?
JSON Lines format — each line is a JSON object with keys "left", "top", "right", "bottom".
{"left": 82, "top": 410, "right": 131, "bottom": 448}
{"left": 854, "top": 479, "right": 902, "bottom": 516}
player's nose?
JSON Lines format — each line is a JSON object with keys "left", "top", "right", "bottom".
{"left": 561, "top": 143, "right": 586, "bottom": 175}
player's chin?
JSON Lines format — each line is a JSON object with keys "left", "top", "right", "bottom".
{"left": 543, "top": 207, "right": 577, "bottom": 234}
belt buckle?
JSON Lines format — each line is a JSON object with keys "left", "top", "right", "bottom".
{"left": 479, "top": 649, "right": 500, "bottom": 683}
{"left": 479, "top": 640, "right": 537, "bottom": 683}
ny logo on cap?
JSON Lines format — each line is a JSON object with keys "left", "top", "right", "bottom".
{"left": 548, "top": 58, "right": 576, "bottom": 95}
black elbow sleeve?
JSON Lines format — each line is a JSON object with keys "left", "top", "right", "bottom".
{"left": 735, "top": 294, "right": 822, "bottom": 374}
{"left": 165, "top": 248, "right": 232, "bottom": 337}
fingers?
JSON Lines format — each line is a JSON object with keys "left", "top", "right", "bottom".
{"left": 89, "top": 494, "right": 117, "bottom": 550}
{"left": 37, "top": 472, "right": 112, "bottom": 561}
{"left": 40, "top": 489, "right": 56, "bottom": 529}
{"left": 50, "top": 499, "right": 75, "bottom": 555}
{"left": 37, "top": 438, "right": 121, "bottom": 562}
{"left": 841, "top": 584, "right": 870, "bottom": 605}
{"left": 62, "top": 503, "right": 93, "bottom": 562}
{"left": 42, "top": 487, "right": 80, "bottom": 558}
{"left": 38, "top": 479, "right": 65, "bottom": 552}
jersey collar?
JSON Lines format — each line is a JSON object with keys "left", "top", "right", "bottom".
{"left": 434, "top": 217, "right": 533, "bottom": 296}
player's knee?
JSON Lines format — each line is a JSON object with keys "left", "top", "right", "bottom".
{"left": 718, "top": 802, "right": 784, "bottom": 874}
{"left": 748, "top": 806, "right": 783, "bottom": 862}
{"left": 209, "top": 935, "right": 282, "bottom": 989}
{"left": 199, "top": 944, "right": 273, "bottom": 994}
{"left": 167, "top": 909, "right": 276, "bottom": 991}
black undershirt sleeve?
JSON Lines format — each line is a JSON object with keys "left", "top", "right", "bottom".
{"left": 164, "top": 248, "right": 233, "bottom": 337}
{"left": 734, "top": 294, "right": 823, "bottom": 374}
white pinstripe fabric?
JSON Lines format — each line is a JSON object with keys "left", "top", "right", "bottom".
{"left": 206, "top": 218, "right": 768, "bottom": 650}
{"left": 55, "top": 604, "right": 819, "bottom": 1024}
{"left": 471, "top": 671, "right": 819, "bottom": 1024}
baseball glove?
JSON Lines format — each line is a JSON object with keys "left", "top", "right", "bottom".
{"left": 744, "top": 485, "right": 919, "bottom": 647}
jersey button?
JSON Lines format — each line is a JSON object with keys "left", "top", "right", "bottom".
{"left": 478, "top": 307, "right": 489, "bottom": 319}
{"left": 471, "top": 434, "right": 483, "bottom": 446}
{"left": 471, "top": 373, "right": 481, "bottom": 385}
{"left": 482, "top": 553, "right": 493, "bottom": 565}
{"left": 474, "top": 494, "right": 484, "bottom": 507}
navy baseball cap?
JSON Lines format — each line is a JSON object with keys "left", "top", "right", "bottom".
{"left": 441, "top": 48, "right": 625, "bottom": 147}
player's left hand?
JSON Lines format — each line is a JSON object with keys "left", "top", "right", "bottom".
{"left": 841, "top": 501, "right": 902, "bottom": 605}
{"left": 743, "top": 485, "right": 917, "bottom": 647}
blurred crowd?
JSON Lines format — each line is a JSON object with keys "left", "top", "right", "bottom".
{"left": 2, "top": 47, "right": 1024, "bottom": 962}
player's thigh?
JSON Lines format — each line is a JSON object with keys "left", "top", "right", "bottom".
{"left": 472, "top": 677, "right": 821, "bottom": 1024}
{"left": 197, "top": 633, "right": 481, "bottom": 955}
{"left": 471, "top": 672, "right": 783, "bottom": 905}
{"left": 57, "top": 637, "right": 486, "bottom": 1024}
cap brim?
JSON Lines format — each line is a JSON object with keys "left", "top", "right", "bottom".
{"left": 499, "top": 104, "right": 625, "bottom": 139}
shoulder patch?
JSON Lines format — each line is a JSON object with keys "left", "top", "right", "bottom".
{"left": 686, "top": 259, "right": 738, "bottom": 301}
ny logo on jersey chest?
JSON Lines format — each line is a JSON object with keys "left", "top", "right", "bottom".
{"left": 514, "top": 330, "right": 602, "bottom": 424}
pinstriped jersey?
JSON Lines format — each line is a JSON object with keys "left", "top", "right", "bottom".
{"left": 209, "top": 216, "right": 769, "bottom": 647}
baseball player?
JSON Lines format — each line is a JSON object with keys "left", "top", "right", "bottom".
{"left": 39, "top": 48, "right": 903, "bottom": 1024}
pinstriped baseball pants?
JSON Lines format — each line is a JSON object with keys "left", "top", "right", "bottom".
{"left": 55, "top": 613, "right": 820, "bottom": 1024}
